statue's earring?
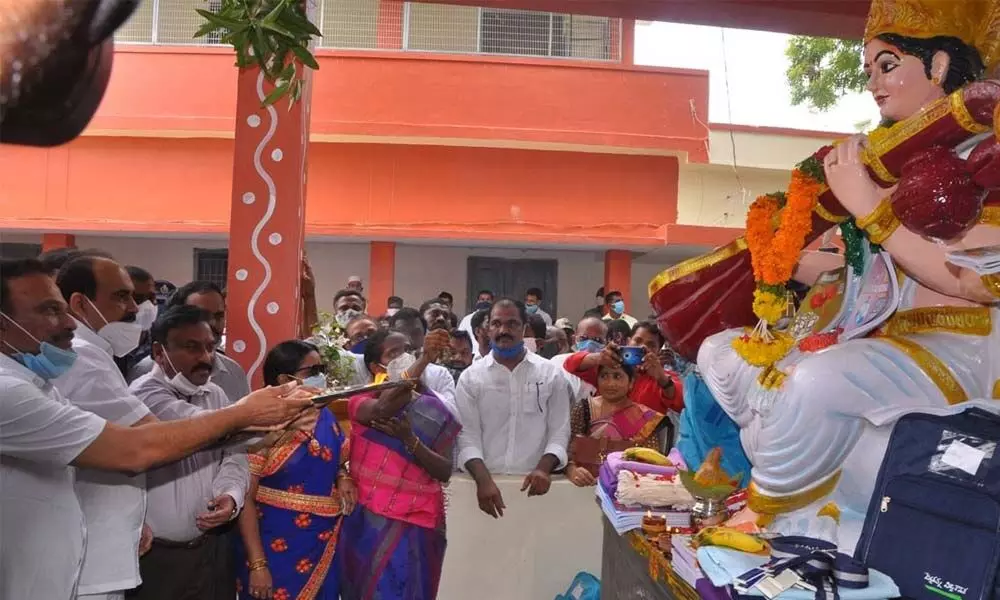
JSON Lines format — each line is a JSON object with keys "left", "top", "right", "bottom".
{"left": 931, "top": 74, "right": 942, "bottom": 86}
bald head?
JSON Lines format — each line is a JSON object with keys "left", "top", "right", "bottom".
{"left": 576, "top": 316, "right": 607, "bottom": 341}
{"left": 58, "top": 256, "right": 138, "bottom": 328}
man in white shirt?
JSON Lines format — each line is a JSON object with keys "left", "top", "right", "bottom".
{"left": 601, "top": 290, "right": 638, "bottom": 329}
{"left": 129, "top": 305, "right": 248, "bottom": 600}
{"left": 55, "top": 256, "right": 156, "bottom": 600}
{"left": 458, "top": 290, "right": 492, "bottom": 349}
{"left": 0, "top": 258, "right": 313, "bottom": 600}
{"left": 129, "top": 281, "right": 251, "bottom": 405}
{"left": 456, "top": 299, "right": 572, "bottom": 518}
{"left": 549, "top": 316, "right": 607, "bottom": 404}
{"left": 524, "top": 287, "right": 553, "bottom": 326}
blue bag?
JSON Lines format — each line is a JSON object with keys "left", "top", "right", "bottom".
{"left": 554, "top": 571, "right": 600, "bottom": 600}
{"left": 855, "top": 408, "right": 1000, "bottom": 600}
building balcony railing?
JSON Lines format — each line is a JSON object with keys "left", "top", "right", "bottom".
{"left": 116, "top": 0, "right": 622, "bottom": 62}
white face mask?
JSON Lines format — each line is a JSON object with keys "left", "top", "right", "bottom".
{"left": 161, "top": 351, "right": 211, "bottom": 397}
{"left": 84, "top": 297, "right": 142, "bottom": 357}
{"left": 524, "top": 337, "right": 538, "bottom": 354}
{"left": 380, "top": 352, "right": 417, "bottom": 382}
{"left": 336, "top": 309, "right": 361, "bottom": 328}
{"left": 135, "top": 300, "right": 158, "bottom": 331}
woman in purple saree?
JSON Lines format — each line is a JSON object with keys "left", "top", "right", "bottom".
{"left": 339, "top": 329, "right": 461, "bottom": 600}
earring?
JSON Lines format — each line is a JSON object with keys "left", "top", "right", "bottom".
{"left": 931, "top": 74, "right": 942, "bottom": 86}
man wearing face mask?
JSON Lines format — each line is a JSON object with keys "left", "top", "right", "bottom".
{"left": 524, "top": 287, "right": 553, "bottom": 327}
{"left": 456, "top": 299, "right": 572, "bottom": 518}
{"left": 54, "top": 255, "right": 157, "bottom": 600}
{"left": 549, "top": 316, "right": 605, "bottom": 404}
{"left": 128, "top": 305, "right": 249, "bottom": 600}
{"left": 0, "top": 259, "right": 313, "bottom": 600}
{"left": 333, "top": 288, "right": 366, "bottom": 329}
{"left": 117, "top": 266, "right": 158, "bottom": 377}
{"left": 344, "top": 314, "right": 378, "bottom": 354}
{"left": 131, "top": 281, "right": 250, "bottom": 406}
{"left": 602, "top": 290, "right": 637, "bottom": 328}
{"left": 381, "top": 308, "right": 457, "bottom": 408}
{"left": 458, "top": 290, "right": 492, "bottom": 355}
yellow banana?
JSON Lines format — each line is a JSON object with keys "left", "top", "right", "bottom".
{"left": 695, "top": 527, "right": 770, "bottom": 554}
{"left": 622, "top": 447, "right": 672, "bottom": 466}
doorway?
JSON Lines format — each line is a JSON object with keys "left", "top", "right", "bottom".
{"left": 466, "top": 257, "right": 558, "bottom": 315}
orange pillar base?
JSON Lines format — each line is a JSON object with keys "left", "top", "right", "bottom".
{"left": 603, "top": 249, "right": 632, "bottom": 313}
{"left": 41, "top": 233, "right": 76, "bottom": 252}
{"left": 368, "top": 242, "right": 396, "bottom": 316}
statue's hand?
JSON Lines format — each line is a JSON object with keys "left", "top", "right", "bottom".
{"left": 823, "top": 136, "right": 885, "bottom": 219}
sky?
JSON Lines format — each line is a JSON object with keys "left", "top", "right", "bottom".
{"left": 634, "top": 21, "right": 881, "bottom": 133}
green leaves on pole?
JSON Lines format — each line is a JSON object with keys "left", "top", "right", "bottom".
{"left": 194, "top": 0, "right": 322, "bottom": 107}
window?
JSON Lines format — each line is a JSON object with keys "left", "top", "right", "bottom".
{"left": 0, "top": 243, "right": 42, "bottom": 260}
{"left": 194, "top": 248, "right": 229, "bottom": 291}
{"left": 479, "top": 8, "right": 554, "bottom": 57}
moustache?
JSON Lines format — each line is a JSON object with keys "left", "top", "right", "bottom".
{"left": 51, "top": 330, "right": 75, "bottom": 345}
{"left": 496, "top": 334, "right": 513, "bottom": 342}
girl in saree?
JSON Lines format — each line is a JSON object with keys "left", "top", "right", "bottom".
{"left": 235, "top": 340, "right": 358, "bottom": 600}
{"left": 566, "top": 361, "right": 666, "bottom": 487}
{"left": 340, "top": 328, "right": 461, "bottom": 600}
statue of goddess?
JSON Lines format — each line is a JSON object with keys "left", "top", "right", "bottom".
{"left": 650, "top": 0, "right": 1000, "bottom": 552}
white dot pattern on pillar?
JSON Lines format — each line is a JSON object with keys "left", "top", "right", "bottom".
{"left": 271, "top": 149, "right": 283, "bottom": 162}
{"left": 268, "top": 233, "right": 282, "bottom": 245}
{"left": 266, "top": 302, "right": 280, "bottom": 315}
{"left": 232, "top": 340, "right": 247, "bottom": 353}
{"left": 235, "top": 269, "right": 249, "bottom": 281}
{"left": 247, "top": 115, "right": 261, "bottom": 128}
{"left": 242, "top": 192, "right": 255, "bottom": 205}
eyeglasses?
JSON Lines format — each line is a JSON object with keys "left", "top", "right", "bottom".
{"left": 295, "top": 364, "right": 327, "bottom": 377}
{"left": 577, "top": 335, "right": 606, "bottom": 344}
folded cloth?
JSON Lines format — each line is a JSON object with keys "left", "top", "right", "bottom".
{"left": 599, "top": 461, "right": 616, "bottom": 495}
{"left": 615, "top": 470, "right": 693, "bottom": 508}
{"left": 696, "top": 578, "right": 733, "bottom": 600}
{"left": 604, "top": 451, "right": 678, "bottom": 478}
{"left": 696, "top": 547, "right": 900, "bottom": 599}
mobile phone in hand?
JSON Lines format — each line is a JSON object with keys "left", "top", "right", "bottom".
{"left": 620, "top": 346, "right": 646, "bottom": 367}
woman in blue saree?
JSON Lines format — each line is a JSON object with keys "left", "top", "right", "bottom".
{"left": 235, "top": 340, "right": 357, "bottom": 600}
{"left": 340, "top": 328, "right": 461, "bottom": 600}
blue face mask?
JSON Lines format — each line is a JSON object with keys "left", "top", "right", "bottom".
{"left": 1, "top": 312, "right": 77, "bottom": 380}
{"left": 574, "top": 339, "right": 605, "bottom": 354}
{"left": 491, "top": 340, "right": 525, "bottom": 360}
{"left": 475, "top": 301, "right": 492, "bottom": 311}
{"left": 350, "top": 339, "right": 368, "bottom": 354}
{"left": 612, "top": 300, "right": 626, "bottom": 314}
{"left": 525, "top": 304, "right": 539, "bottom": 315}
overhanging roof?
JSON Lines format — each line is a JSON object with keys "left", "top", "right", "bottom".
{"left": 414, "top": 0, "right": 870, "bottom": 39}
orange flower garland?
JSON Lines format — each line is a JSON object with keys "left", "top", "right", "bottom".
{"left": 734, "top": 167, "right": 823, "bottom": 368}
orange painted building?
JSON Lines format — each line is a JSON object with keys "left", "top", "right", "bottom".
{"left": 0, "top": 0, "right": 857, "bottom": 370}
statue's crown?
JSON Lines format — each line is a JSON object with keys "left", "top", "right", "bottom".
{"left": 865, "top": 0, "right": 1000, "bottom": 73}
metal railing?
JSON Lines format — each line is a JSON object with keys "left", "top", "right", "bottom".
{"left": 115, "top": 0, "right": 621, "bottom": 62}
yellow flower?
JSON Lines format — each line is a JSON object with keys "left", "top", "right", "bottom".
{"left": 752, "top": 288, "right": 786, "bottom": 325}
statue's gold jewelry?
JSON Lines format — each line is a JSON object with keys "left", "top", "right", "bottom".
{"left": 983, "top": 273, "right": 1000, "bottom": 300}
{"left": 855, "top": 198, "right": 901, "bottom": 245}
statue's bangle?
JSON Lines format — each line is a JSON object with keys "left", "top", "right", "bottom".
{"left": 855, "top": 198, "right": 900, "bottom": 245}
{"left": 982, "top": 274, "right": 1000, "bottom": 300}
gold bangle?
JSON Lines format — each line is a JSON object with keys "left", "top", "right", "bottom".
{"left": 405, "top": 436, "right": 420, "bottom": 455}
{"left": 855, "top": 198, "right": 900, "bottom": 245}
{"left": 249, "top": 559, "right": 268, "bottom": 572}
{"left": 813, "top": 201, "right": 847, "bottom": 224}
{"left": 983, "top": 274, "right": 1000, "bottom": 300}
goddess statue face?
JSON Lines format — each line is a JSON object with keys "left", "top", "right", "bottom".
{"left": 864, "top": 38, "right": 948, "bottom": 122}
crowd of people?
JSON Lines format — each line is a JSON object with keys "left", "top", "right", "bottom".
{"left": 0, "top": 248, "right": 691, "bottom": 600}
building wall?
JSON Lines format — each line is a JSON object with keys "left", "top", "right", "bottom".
{"left": 1, "top": 231, "right": 702, "bottom": 322}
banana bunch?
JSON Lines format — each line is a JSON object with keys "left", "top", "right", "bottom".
{"left": 695, "top": 527, "right": 770, "bottom": 554}
{"left": 622, "top": 447, "right": 672, "bottom": 466}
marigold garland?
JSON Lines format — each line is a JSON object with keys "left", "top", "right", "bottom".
{"left": 734, "top": 166, "right": 823, "bottom": 368}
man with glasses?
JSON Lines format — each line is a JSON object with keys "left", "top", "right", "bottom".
{"left": 456, "top": 299, "right": 571, "bottom": 518}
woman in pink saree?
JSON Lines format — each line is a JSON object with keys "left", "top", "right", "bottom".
{"left": 339, "top": 329, "right": 460, "bottom": 600}
{"left": 566, "top": 362, "right": 666, "bottom": 487}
